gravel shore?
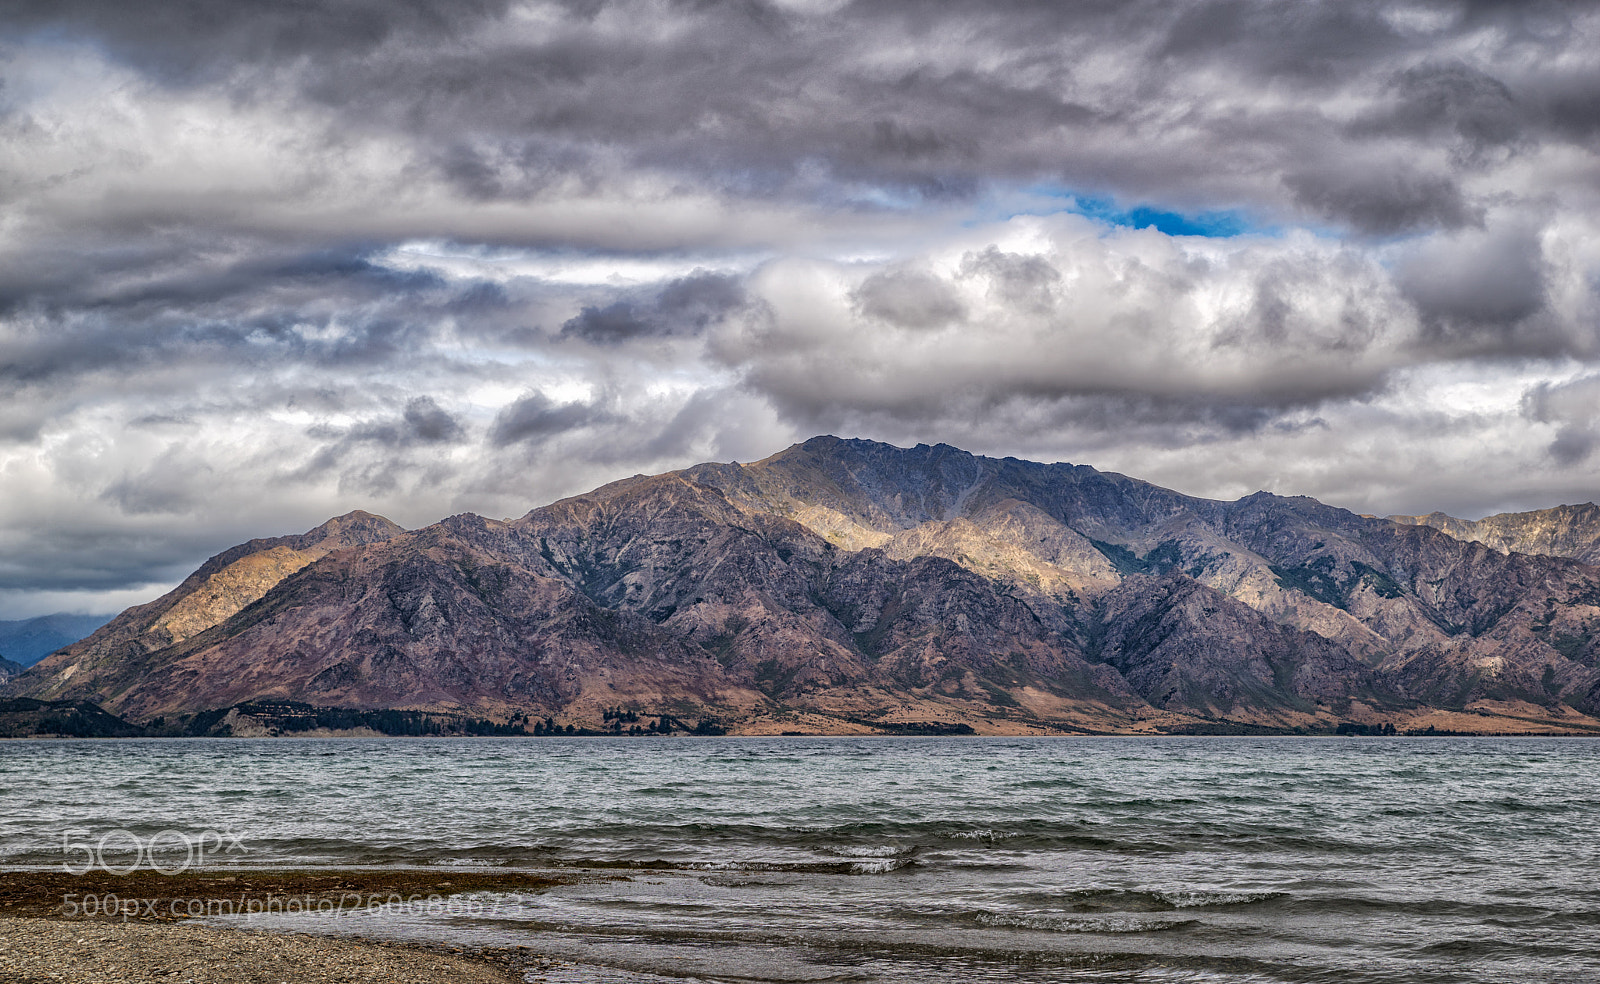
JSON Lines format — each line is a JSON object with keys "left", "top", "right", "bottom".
{"left": 0, "top": 869, "right": 570, "bottom": 983}
{"left": 0, "top": 916, "right": 535, "bottom": 983}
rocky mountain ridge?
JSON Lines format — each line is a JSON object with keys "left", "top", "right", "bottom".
{"left": 1391, "top": 504, "right": 1600, "bottom": 565}
{"left": 11, "top": 438, "right": 1600, "bottom": 735}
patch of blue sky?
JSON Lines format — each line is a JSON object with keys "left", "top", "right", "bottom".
{"left": 1070, "top": 195, "right": 1258, "bottom": 238}
{"left": 1001, "top": 185, "right": 1275, "bottom": 239}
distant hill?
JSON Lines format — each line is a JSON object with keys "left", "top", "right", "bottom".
{"left": 10, "top": 439, "right": 1600, "bottom": 736}
{"left": 0, "top": 698, "right": 146, "bottom": 738}
{"left": 1390, "top": 504, "right": 1600, "bottom": 565}
{"left": 0, "top": 614, "right": 115, "bottom": 668}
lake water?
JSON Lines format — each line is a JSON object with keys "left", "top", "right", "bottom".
{"left": 2, "top": 736, "right": 1597, "bottom": 983}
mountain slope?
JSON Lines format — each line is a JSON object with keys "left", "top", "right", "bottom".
{"left": 20, "top": 511, "right": 405, "bottom": 709}
{"left": 12, "top": 439, "right": 1600, "bottom": 734}
{"left": 46, "top": 518, "right": 759, "bottom": 721}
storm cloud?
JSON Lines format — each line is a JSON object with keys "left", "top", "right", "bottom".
{"left": 4, "top": 0, "right": 1600, "bottom": 614}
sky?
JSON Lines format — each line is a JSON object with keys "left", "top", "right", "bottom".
{"left": 3, "top": 0, "right": 1600, "bottom": 617}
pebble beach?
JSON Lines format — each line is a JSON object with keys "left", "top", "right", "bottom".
{"left": 0, "top": 869, "right": 565, "bottom": 984}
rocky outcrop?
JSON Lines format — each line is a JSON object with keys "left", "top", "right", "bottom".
{"left": 12, "top": 438, "right": 1600, "bottom": 734}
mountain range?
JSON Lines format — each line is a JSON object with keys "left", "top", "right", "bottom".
{"left": 9, "top": 437, "right": 1600, "bottom": 735}
{"left": 0, "top": 614, "right": 113, "bottom": 669}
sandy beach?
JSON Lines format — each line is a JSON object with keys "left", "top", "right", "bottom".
{"left": 0, "top": 869, "right": 564, "bottom": 984}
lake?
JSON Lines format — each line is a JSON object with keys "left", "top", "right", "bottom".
{"left": 2, "top": 736, "right": 1596, "bottom": 983}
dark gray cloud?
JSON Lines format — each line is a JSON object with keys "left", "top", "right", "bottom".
{"left": 0, "top": 521, "right": 225, "bottom": 594}
{"left": 1523, "top": 374, "right": 1600, "bottom": 465}
{"left": 1400, "top": 222, "right": 1549, "bottom": 340}
{"left": 1283, "top": 163, "right": 1479, "bottom": 235}
{"left": 0, "top": 245, "right": 455, "bottom": 386}
{"left": 490, "top": 391, "right": 612, "bottom": 447}
{"left": 560, "top": 271, "right": 747, "bottom": 344}
{"left": 0, "top": 0, "right": 517, "bottom": 84}
{"left": 1356, "top": 62, "right": 1528, "bottom": 166}
{"left": 280, "top": 394, "right": 475, "bottom": 503}
{"left": 4, "top": 0, "right": 1600, "bottom": 613}
{"left": 402, "top": 397, "right": 465, "bottom": 444}
{"left": 339, "top": 397, "right": 466, "bottom": 447}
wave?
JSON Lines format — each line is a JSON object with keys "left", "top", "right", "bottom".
{"left": 679, "top": 857, "right": 917, "bottom": 875}
{"left": 970, "top": 910, "right": 1201, "bottom": 934}
{"left": 1009, "top": 888, "right": 1289, "bottom": 914}
{"left": 1157, "top": 889, "right": 1286, "bottom": 909}
{"left": 1278, "top": 894, "right": 1558, "bottom": 921}
{"left": 815, "top": 844, "right": 913, "bottom": 858}
{"left": 1420, "top": 937, "right": 1593, "bottom": 960}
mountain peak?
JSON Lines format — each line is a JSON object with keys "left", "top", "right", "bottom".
{"left": 306, "top": 510, "right": 406, "bottom": 542}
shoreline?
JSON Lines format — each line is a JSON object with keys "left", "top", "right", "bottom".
{"left": 13, "top": 694, "right": 1600, "bottom": 740}
{"left": 0, "top": 868, "right": 569, "bottom": 984}
{"left": 8, "top": 727, "right": 1600, "bottom": 739}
